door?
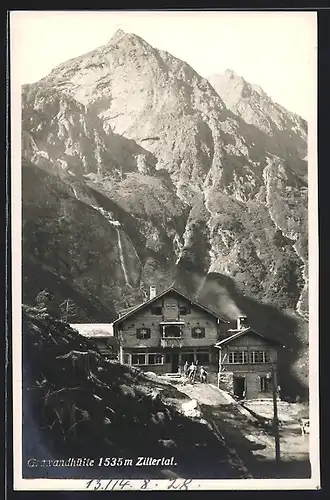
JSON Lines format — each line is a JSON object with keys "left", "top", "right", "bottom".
{"left": 233, "top": 376, "right": 246, "bottom": 399}
{"left": 171, "top": 354, "right": 179, "bottom": 373}
{"left": 182, "top": 353, "right": 194, "bottom": 364}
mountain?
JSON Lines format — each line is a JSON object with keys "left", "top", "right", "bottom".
{"left": 208, "top": 69, "right": 308, "bottom": 180}
{"left": 21, "top": 29, "right": 309, "bottom": 398}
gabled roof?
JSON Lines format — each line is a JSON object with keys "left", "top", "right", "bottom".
{"left": 214, "top": 327, "right": 283, "bottom": 348}
{"left": 112, "top": 286, "right": 230, "bottom": 325}
{"left": 118, "top": 305, "right": 138, "bottom": 317}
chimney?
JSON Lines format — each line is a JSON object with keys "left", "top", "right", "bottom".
{"left": 149, "top": 285, "right": 157, "bottom": 300}
{"left": 237, "top": 315, "right": 247, "bottom": 330}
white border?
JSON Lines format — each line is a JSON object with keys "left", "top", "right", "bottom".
{"left": 10, "top": 10, "right": 320, "bottom": 491}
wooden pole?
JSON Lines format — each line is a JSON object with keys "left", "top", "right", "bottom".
{"left": 217, "top": 348, "right": 221, "bottom": 389}
{"left": 119, "top": 330, "right": 124, "bottom": 364}
{"left": 271, "top": 364, "right": 281, "bottom": 463}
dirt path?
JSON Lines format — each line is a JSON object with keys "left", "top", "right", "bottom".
{"left": 174, "top": 380, "right": 311, "bottom": 479}
{"left": 175, "top": 382, "right": 229, "bottom": 406}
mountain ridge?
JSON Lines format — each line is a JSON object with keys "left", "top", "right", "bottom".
{"left": 208, "top": 69, "right": 307, "bottom": 180}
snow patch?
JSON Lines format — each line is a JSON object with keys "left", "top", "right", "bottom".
{"left": 37, "top": 150, "right": 50, "bottom": 160}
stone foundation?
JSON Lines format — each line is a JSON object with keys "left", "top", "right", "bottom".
{"left": 219, "top": 372, "right": 234, "bottom": 393}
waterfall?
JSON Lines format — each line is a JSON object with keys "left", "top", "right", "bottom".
{"left": 89, "top": 203, "right": 131, "bottom": 286}
{"left": 71, "top": 186, "right": 79, "bottom": 199}
{"left": 116, "top": 228, "right": 130, "bottom": 286}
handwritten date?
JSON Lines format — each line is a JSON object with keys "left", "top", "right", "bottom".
{"left": 86, "top": 478, "right": 193, "bottom": 490}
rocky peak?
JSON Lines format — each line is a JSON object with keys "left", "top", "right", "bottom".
{"left": 105, "top": 28, "right": 151, "bottom": 53}
{"left": 208, "top": 69, "right": 307, "bottom": 176}
{"left": 107, "top": 28, "right": 127, "bottom": 44}
{"left": 225, "top": 68, "right": 236, "bottom": 78}
{"left": 210, "top": 69, "right": 267, "bottom": 103}
{"left": 224, "top": 68, "right": 244, "bottom": 85}
{"left": 223, "top": 69, "right": 267, "bottom": 98}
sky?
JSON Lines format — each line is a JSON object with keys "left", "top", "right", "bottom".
{"left": 10, "top": 11, "right": 317, "bottom": 119}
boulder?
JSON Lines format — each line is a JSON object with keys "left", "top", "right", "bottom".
{"left": 119, "top": 384, "right": 136, "bottom": 397}
{"left": 151, "top": 412, "right": 166, "bottom": 425}
{"left": 158, "top": 439, "right": 177, "bottom": 449}
{"left": 181, "top": 399, "right": 202, "bottom": 419}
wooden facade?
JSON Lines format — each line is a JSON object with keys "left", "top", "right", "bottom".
{"left": 215, "top": 329, "right": 280, "bottom": 400}
{"left": 72, "top": 288, "right": 281, "bottom": 400}
{"left": 112, "top": 287, "right": 229, "bottom": 377}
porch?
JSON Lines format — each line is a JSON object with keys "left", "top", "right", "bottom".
{"left": 122, "top": 347, "right": 218, "bottom": 378}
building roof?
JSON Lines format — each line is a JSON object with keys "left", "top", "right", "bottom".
{"left": 112, "top": 286, "right": 230, "bottom": 325}
{"left": 118, "top": 305, "right": 139, "bottom": 317}
{"left": 214, "top": 327, "right": 283, "bottom": 348}
{"left": 70, "top": 323, "right": 114, "bottom": 338}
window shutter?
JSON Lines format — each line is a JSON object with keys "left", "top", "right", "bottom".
{"left": 192, "top": 327, "right": 205, "bottom": 338}
{"left": 136, "top": 327, "right": 151, "bottom": 339}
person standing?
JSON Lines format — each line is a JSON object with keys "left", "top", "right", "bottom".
{"left": 187, "top": 362, "right": 196, "bottom": 382}
{"left": 200, "top": 366, "right": 207, "bottom": 383}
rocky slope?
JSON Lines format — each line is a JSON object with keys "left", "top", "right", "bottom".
{"left": 21, "top": 30, "right": 309, "bottom": 397}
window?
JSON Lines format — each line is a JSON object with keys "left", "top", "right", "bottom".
{"left": 131, "top": 354, "right": 147, "bottom": 365}
{"left": 136, "top": 327, "right": 151, "bottom": 339}
{"left": 197, "top": 352, "right": 210, "bottom": 363}
{"left": 250, "top": 351, "right": 269, "bottom": 363}
{"left": 165, "top": 303, "right": 177, "bottom": 309}
{"left": 260, "top": 376, "right": 271, "bottom": 392}
{"left": 151, "top": 306, "right": 162, "bottom": 315}
{"left": 148, "top": 354, "right": 163, "bottom": 365}
{"left": 123, "top": 354, "right": 130, "bottom": 365}
{"left": 179, "top": 305, "right": 190, "bottom": 315}
{"left": 163, "top": 325, "right": 181, "bottom": 337}
{"left": 228, "top": 351, "right": 248, "bottom": 364}
{"left": 192, "top": 327, "right": 205, "bottom": 338}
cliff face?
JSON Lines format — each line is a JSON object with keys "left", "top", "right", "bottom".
{"left": 21, "top": 29, "right": 309, "bottom": 396}
{"left": 208, "top": 69, "right": 308, "bottom": 180}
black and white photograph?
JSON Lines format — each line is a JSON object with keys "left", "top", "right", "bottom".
{"left": 10, "top": 10, "right": 319, "bottom": 490}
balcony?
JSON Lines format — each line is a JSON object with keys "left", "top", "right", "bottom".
{"left": 159, "top": 322, "right": 184, "bottom": 348}
{"left": 160, "top": 337, "right": 183, "bottom": 349}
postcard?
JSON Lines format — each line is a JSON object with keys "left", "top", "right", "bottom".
{"left": 10, "top": 10, "right": 319, "bottom": 491}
